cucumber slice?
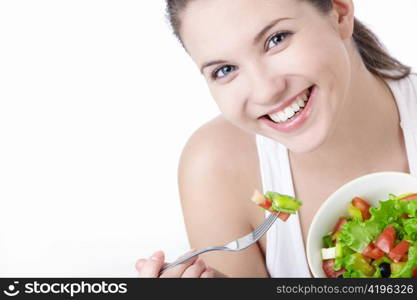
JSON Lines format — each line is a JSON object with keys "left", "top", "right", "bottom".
{"left": 321, "top": 247, "right": 336, "bottom": 260}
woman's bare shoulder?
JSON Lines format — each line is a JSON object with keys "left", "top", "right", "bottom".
{"left": 178, "top": 115, "right": 267, "bottom": 277}
{"left": 180, "top": 115, "right": 258, "bottom": 171}
{"left": 178, "top": 115, "right": 261, "bottom": 203}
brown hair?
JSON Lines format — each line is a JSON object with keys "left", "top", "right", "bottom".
{"left": 166, "top": 0, "right": 411, "bottom": 80}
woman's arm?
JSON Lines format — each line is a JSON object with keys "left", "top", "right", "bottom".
{"left": 178, "top": 116, "right": 268, "bottom": 277}
{"left": 135, "top": 116, "right": 267, "bottom": 278}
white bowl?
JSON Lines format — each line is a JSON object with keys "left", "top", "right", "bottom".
{"left": 306, "top": 171, "right": 417, "bottom": 278}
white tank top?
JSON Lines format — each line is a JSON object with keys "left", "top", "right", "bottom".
{"left": 255, "top": 74, "right": 417, "bottom": 277}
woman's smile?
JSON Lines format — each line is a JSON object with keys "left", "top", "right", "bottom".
{"left": 259, "top": 85, "right": 316, "bottom": 133}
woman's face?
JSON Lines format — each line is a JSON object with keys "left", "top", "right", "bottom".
{"left": 180, "top": 0, "right": 353, "bottom": 153}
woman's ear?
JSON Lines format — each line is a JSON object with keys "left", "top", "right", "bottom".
{"left": 331, "top": 0, "right": 355, "bottom": 40}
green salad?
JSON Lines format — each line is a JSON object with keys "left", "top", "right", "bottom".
{"left": 321, "top": 193, "right": 417, "bottom": 278}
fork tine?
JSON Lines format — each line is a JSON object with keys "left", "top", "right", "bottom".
{"left": 253, "top": 217, "right": 276, "bottom": 240}
{"left": 252, "top": 217, "right": 272, "bottom": 237}
{"left": 253, "top": 213, "right": 278, "bottom": 238}
{"left": 253, "top": 214, "right": 276, "bottom": 235}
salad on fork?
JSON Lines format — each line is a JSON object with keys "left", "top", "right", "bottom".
{"left": 251, "top": 190, "right": 302, "bottom": 221}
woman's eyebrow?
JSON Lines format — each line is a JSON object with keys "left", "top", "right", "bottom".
{"left": 199, "top": 17, "right": 292, "bottom": 74}
{"left": 253, "top": 17, "right": 293, "bottom": 45}
{"left": 200, "top": 60, "right": 227, "bottom": 74}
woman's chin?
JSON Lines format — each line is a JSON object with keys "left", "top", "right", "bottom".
{"left": 287, "top": 141, "right": 325, "bottom": 154}
{"left": 282, "top": 130, "right": 330, "bottom": 154}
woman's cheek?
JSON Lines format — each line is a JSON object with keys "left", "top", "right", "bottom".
{"left": 294, "top": 24, "right": 350, "bottom": 75}
{"left": 212, "top": 85, "right": 249, "bottom": 123}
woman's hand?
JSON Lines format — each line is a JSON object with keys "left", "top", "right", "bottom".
{"left": 135, "top": 250, "right": 215, "bottom": 278}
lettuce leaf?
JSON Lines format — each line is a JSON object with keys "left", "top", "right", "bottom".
{"left": 368, "top": 197, "right": 404, "bottom": 226}
{"left": 403, "top": 218, "right": 417, "bottom": 241}
{"left": 339, "top": 219, "right": 381, "bottom": 253}
{"left": 404, "top": 200, "right": 417, "bottom": 218}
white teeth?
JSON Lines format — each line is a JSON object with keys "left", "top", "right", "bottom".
{"left": 291, "top": 102, "right": 300, "bottom": 112}
{"left": 267, "top": 87, "right": 311, "bottom": 123}
{"left": 278, "top": 111, "right": 287, "bottom": 122}
{"left": 269, "top": 114, "right": 280, "bottom": 123}
{"left": 284, "top": 107, "right": 295, "bottom": 118}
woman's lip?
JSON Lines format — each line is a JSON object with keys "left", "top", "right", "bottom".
{"left": 264, "top": 86, "right": 312, "bottom": 116}
{"left": 260, "top": 85, "right": 317, "bottom": 133}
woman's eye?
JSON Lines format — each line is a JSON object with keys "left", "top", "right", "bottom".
{"left": 212, "top": 65, "right": 236, "bottom": 80}
{"left": 265, "top": 32, "right": 290, "bottom": 50}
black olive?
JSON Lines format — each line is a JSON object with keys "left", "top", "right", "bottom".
{"left": 379, "top": 262, "right": 391, "bottom": 278}
{"left": 337, "top": 274, "right": 344, "bottom": 278}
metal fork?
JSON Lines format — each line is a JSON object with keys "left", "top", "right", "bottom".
{"left": 159, "top": 213, "right": 278, "bottom": 275}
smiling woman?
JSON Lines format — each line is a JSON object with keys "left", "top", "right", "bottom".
{"left": 135, "top": 0, "right": 417, "bottom": 278}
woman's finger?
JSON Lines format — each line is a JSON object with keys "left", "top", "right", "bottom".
{"left": 135, "top": 258, "right": 147, "bottom": 272}
{"left": 181, "top": 259, "right": 207, "bottom": 278}
{"left": 159, "top": 249, "right": 199, "bottom": 278}
{"left": 200, "top": 266, "right": 215, "bottom": 278}
{"left": 138, "top": 251, "right": 165, "bottom": 278}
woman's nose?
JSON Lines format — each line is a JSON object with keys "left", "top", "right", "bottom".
{"left": 248, "top": 67, "right": 286, "bottom": 106}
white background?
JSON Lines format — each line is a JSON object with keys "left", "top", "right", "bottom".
{"left": 0, "top": 0, "right": 416, "bottom": 277}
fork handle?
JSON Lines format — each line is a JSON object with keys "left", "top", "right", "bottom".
{"left": 159, "top": 246, "right": 226, "bottom": 276}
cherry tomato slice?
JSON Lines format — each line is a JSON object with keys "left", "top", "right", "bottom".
{"left": 362, "top": 243, "right": 384, "bottom": 259}
{"left": 322, "top": 259, "right": 345, "bottom": 278}
{"left": 388, "top": 240, "right": 411, "bottom": 263}
{"left": 375, "top": 226, "right": 396, "bottom": 254}
{"left": 352, "top": 197, "right": 371, "bottom": 220}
